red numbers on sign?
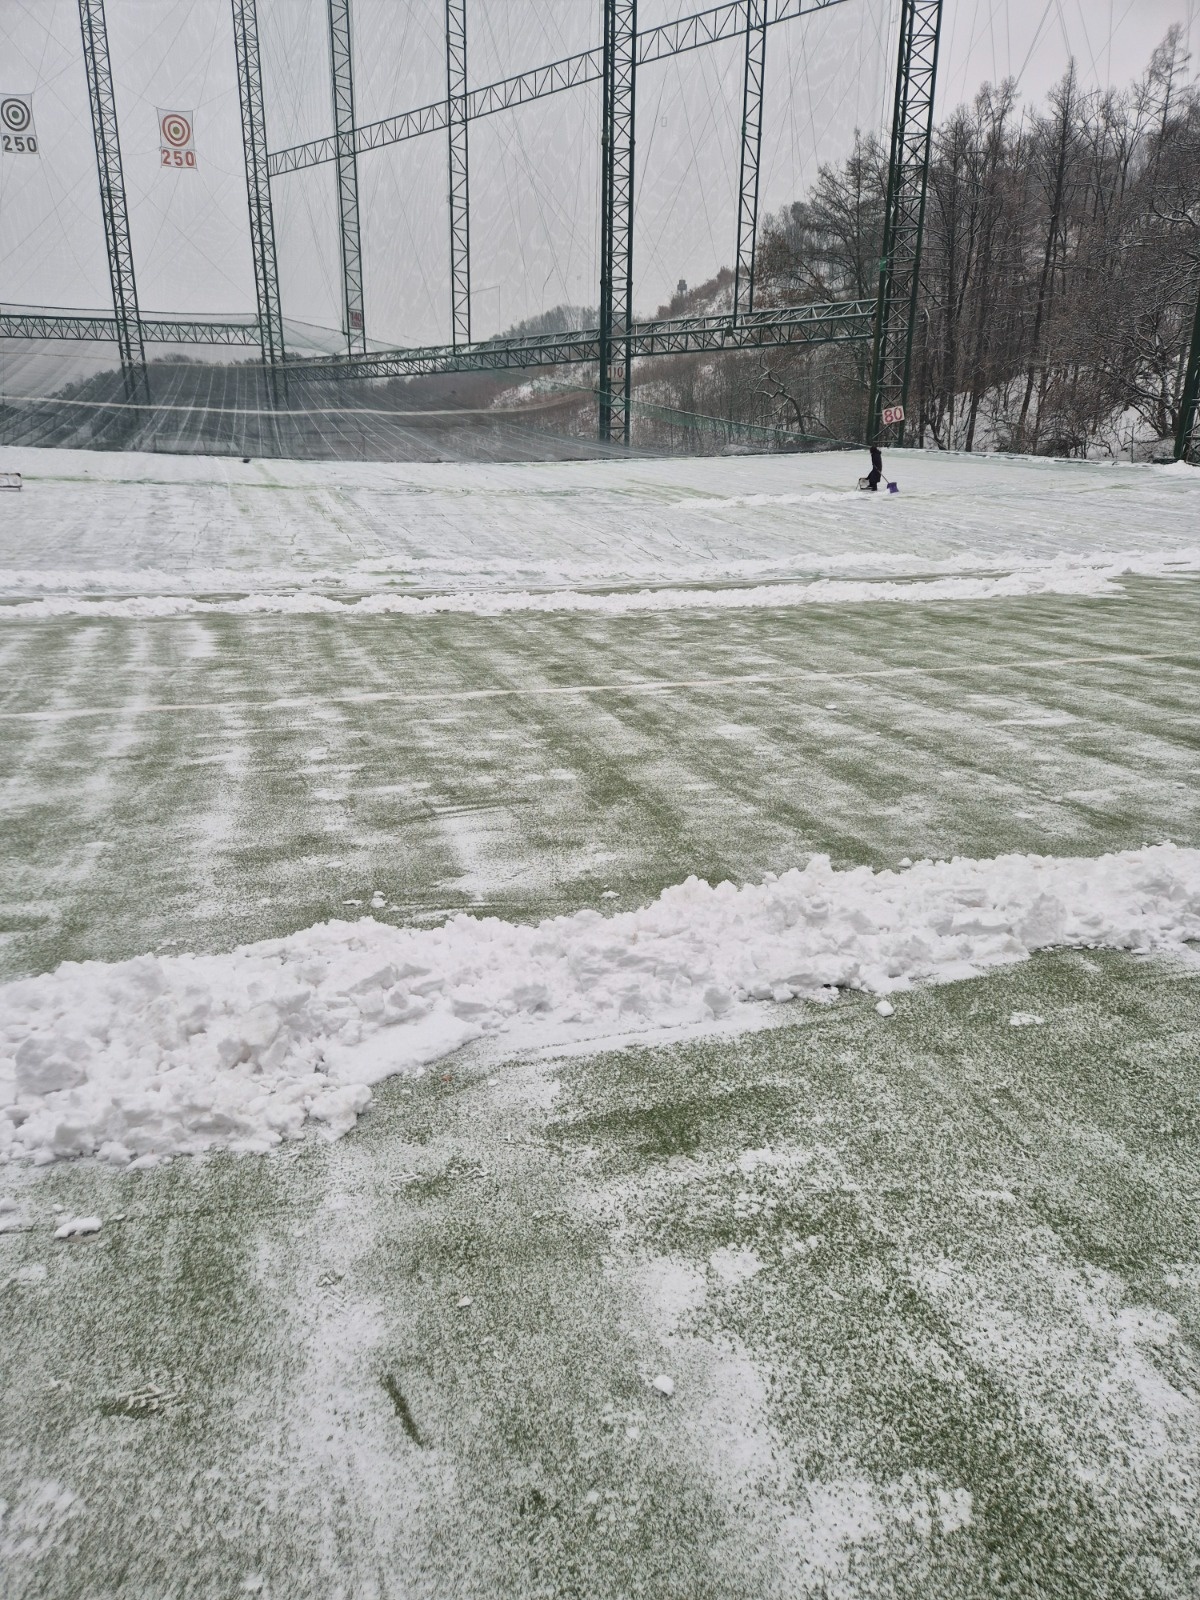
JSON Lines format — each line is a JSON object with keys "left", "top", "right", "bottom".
{"left": 160, "top": 148, "right": 196, "bottom": 167}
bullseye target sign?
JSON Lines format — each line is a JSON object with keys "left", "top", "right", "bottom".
{"left": 1, "top": 94, "right": 38, "bottom": 155}
{"left": 158, "top": 108, "right": 196, "bottom": 169}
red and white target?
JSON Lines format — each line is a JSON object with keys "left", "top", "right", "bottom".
{"left": 158, "top": 108, "right": 196, "bottom": 169}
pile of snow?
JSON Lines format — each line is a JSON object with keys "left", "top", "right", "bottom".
{"left": 3, "top": 844, "right": 1199, "bottom": 1168}
{"left": 0, "top": 569, "right": 1151, "bottom": 620}
{"left": 5, "top": 551, "right": 1200, "bottom": 621}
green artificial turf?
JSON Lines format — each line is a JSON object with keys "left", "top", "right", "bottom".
{"left": 2, "top": 577, "right": 1199, "bottom": 1597}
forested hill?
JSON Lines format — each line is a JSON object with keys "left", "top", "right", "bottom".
{"left": 756, "top": 27, "right": 1199, "bottom": 456}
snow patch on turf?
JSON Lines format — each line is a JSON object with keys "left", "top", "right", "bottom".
{"left": 0, "top": 1480, "right": 82, "bottom": 1562}
{"left": 783, "top": 1476, "right": 974, "bottom": 1581}
{"left": 0, "top": 565, "right": 1171, "bottom": 619}
{"left": 2, "top": 844, "right": 1200, "bottom": 1168}
{"left": 910, "top": 1248, "right": 1200, "bottom": 1517}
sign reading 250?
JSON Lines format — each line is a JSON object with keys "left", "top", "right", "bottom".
{"left": 159, "top": 109, "right": 197, "bottom": 169}
{"left": 1, "top": 95, "right": 38, "bottom": 155}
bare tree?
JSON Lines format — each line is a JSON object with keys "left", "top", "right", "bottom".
{"left": 637, "top": 33, "right": 1200, "bottom": 459}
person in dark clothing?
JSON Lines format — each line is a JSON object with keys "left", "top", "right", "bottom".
{"left": 857, "top": 445, "right": 898, "bottom": 492}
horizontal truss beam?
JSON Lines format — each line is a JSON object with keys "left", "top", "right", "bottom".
{"left": 294, "top": 298, "right": 876, "bottom": 379}
{"left": 0, "top": 312, "right": 261, "bottom": 344}
{"left": 268, "top": 0, "right": 848, "bottom": 176}
{"left": 2, "top": 299, "right": 872, "bottom": 366}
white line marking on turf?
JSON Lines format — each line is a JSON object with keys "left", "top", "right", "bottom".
{"left": 0, "top": 650, "right": 1193, "bottom": 723}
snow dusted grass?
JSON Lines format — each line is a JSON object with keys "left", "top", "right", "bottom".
{"left": 1, "top": 448, "right": 1199, "bottom": 1595}
{"left": 3, "top": 952, "right": 1198, "bottom": 1596}
{"left": 3, "top": 582, "right": 1199, "bottom": 981}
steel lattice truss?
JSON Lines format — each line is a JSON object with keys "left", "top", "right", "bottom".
{"left": 599, "top": 0, "right": 637, "bottom": 444}
{"left": 446, "top": 0, "right": 471, "bottom": 349}
{"left": 0, "top": 311, "right": 260, "bottom": 344}
{"left": 267, "top": 0, "right": 849, "bottom": 177}
{"left": 867, "top": 0, "right": 941, "bottom": 445}
{"left": 0, "top": 300, "right": 874, "bottom": 371}
{"left": 733, "top": 0, "right": 768, "bottom": 319}
{"left": 232, "top": 0, "right": 285, "bottom": 380}
{"left": 77, "top": 0, "right": 146, "bottom": 403}
{"left": 1177, "top": 277, "right": 1200, "bottom": 461}
{"left": 329, "top": 0, "right": 366, "bottom": 354}
{"left": 295, "top": 298, "right": 876, "bottom": 380}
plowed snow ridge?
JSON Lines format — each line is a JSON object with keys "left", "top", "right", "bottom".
{"left": 4, "top": 552, "right": 1200, "bottom": 618}
{"left": 3, "top": 845, "right": 1199, "bottom": 1167}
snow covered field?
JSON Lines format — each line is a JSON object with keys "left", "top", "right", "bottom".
{"left": 1, "top": 446, "right": 1199, "bottom": 1598}
{"left": 1, "top": 443, "right": 1197, "bottom": 599}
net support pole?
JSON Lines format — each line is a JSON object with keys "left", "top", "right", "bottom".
{"left": 446, "top": 0, "right": 471, "bottom": 348}
{"left": 1175, "top": 272, "right": 1200, "bottom": 462}
{"left": 232, "top": 0, "right": 286, "bottom": 403}
{"left": 77, "top": 0, "right": 148, "bottom": 406}
{"left": 329, "top": 0, "right": 366, "bottom": 354}
{"left": 598, "top": 0, "right": 637, "bottom": 444}
{"left": 732, "top": 0, "right": 767, "bottom": 322}
{"left": 866, "top": 0, "right": 941, "bottom": 447}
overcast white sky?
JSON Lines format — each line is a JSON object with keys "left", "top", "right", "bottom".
{"left": 939, "top": 0, "right": 1199, "bottom": 107}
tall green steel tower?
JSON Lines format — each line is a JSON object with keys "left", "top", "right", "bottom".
{"left": 867, "top": 0, "right": 942, "bottom": 448}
